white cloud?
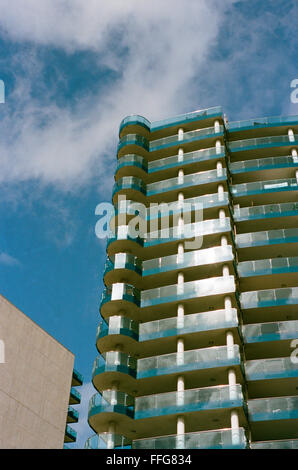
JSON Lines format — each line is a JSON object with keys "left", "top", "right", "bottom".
{"left": 0, "top": 252, "right": 21, "bottom": 266}
{"left": 0, "top": 0, "right": 235, "bottom": 191}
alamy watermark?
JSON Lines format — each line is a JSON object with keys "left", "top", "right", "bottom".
{"left": 0, "top": 80, "right": 5, "bottom": 104}
{"left": 95, "top": 195, "right": 204, "bottom": 250}
{"left": 290, "top": 79, "right": 298, "bottom": 104}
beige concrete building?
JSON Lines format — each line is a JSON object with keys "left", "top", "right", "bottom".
{"left": 0, "top": 294, "right": 80, "bottom": 449}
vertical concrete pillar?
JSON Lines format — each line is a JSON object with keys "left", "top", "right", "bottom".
{"left": 214, "top": 120, "right": 221, "bottom": 134}
{"left": 216, "top": 161, "right": 223, "bottom": 177}
{"left": 178, "top": 169, "right": 184, "bottom": 185}
{"left": 215, "top": 139, "right": 222, "bottom": 155}
{"left": 221, "top": 235, "right": 228, "bottom": 246}
{"left": 226, "top": 330, "right": 234, "bottom": 359}
{"left": 228, "top": 368, "right": 237, "bottom": 400}
{"left": 224, "top": 296, "right": 233, "bottom": 322}
{"left": 230, "top": 410, "right": 240, "bottom": 446}
{"left": 288, "top": 128, "right": 295, "bottom": 142}
{"left": 178, "top": 148, "right": 184, "bottom": 162}
{"left": 107, "top": 422, "right": 116, "bottom": 449}
{"left": 222, "top": 264, "right": 230, "bottom": 277}
{"left": 178, "top": 128, "right": 184, "bottom": 141}
{"left": 177, "top": 337, "right": 184, "bottom": 366}
{"left": 176, "top": 415, "right": 185, "bottom": 449}
{"left": 217, "top": 183, "right": 224, "bottom": 201}
{"left": 177, "top": 375, "right": 185, "bottom": 407}
{"left": 177, "top": 304, "right": 184, "bottom": 329}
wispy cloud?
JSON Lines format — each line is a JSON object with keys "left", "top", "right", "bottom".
{"left": 0, "top": 0, "right": 236, "bottom": 192}
{"left": 0, "top": 252, "right": 21, "bottom": 266}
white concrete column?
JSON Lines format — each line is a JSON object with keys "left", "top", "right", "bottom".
{"left": 178, "top": 128, "right": 184, "bottom": 141}
{"left": 230, "top": 410, "right": 240, "bottom": 446}
{"left": 177, "top": 337, "right": 184, "bottom": 365}
{"left": 216, "top": 161, "right": 223, "bottom": 177}
{"left": 292, "top": 148, "right": 298, "bottom": 159}
{"left": 177, "top": 375, "right": 185, "bottom": 406}
{"left": 110, "top": 381, "right": 119, "bottom": 405}
{"left": 222, "top": 264, "right": 230, "bottom": 277}
{"left": 177, "top": 304, "right": 185, "bottom": 329}
{"left": 215, "top": 139, "right": 222, "bottom": 155}
{"left": 288, "top": 128, "right": 295, "bottom": 142}
{"left": 214, "top": 120, "right": 221, "bottom": 134}
{"left": 217, "top": 184, "right": 224, "bottom": 201}
{"left": 178, "top": 192, "right": 184, "bottom": 202}
{"left": 107, "top": 421, "right": 116, "bottom": 449}
{"left": 178, "top": 169, "right": 184, "bottom": 185}
{"left": 224, "top": 296, "right": 233, "bottom": 322}
{"left": 178, "top": 272, "right": 184, "bottom": 285}
{"left": 219, "top": 209, "right": 225, "bottom": 219}
{"left": 221, "top": 235, "right": 228, "bottom": 246}
{"left": 178, "top": 148, "right": 184, "bottom": 162}
{"left": 228, "top": 368, "right": 237, "bottom": 400}
{"left": 295, "top": 170, "right": 298, "bottom": 181}
{"left": 226, "top": 330, "right": 235, "bottom": 359}
{"left": 176, "top": 415, "right": 185, "bottom": 449}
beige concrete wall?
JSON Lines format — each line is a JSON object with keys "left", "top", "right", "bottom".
{"left": 0, "top": 295, "right": 74, "bottom": 449}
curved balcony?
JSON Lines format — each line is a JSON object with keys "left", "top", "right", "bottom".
{"left": 96, "top": 316, "right": 139, "bottom": 353}
{"left": 251, "top": 438, "right": 298, "bottom": 449}
{"left": 117, "top": 134, "right": 149, "bottom": 157}
{"left": 100, "top": 283, "right": 140, "bottom": 319}
{"left": 242, "top": 320, "right": 298, "bottom": 344}
{"left": 232, "top": 178, "right": 298, "bottom": 205}
{"left": 119, "top": 115, "right": 151, "bottom": 136}
{"left": 116, "top": 154, "right": 148, "bottom": 179}
{"left": 88, "top": 391, "right": 134, "bottom": 431}
{"left": 147, "top": 168, "right": 227, "bottom": 201}
{"left": 132, "top": 427, "right": 247, "bottom": 449}
{"left": 149, "top": 125, "right": 224, "bottom": 154}
{"left": 137, "top": 344, "right": 241, "bottom": 380}
{"left": 103, "top": 253, "right": 142, "bottom": 286}
{"left": 135, "top": 384, "right": 244, "bottom": 420}
{"left": 85, "top": 433, "right": 131, "bottom": 449}
{"left": 150, "top": 106, "right": 222, "bottom": 133}
{"left": 97, "top": 308, "right": 239, "bottom": 356}
{"left": 69, "top": 387, "right": 81, "bottom": 405}
{"left": 92, "top": 352, "right": 137, "bottom": 384}
{"left": 112, "top": 176, "right": 146, "bottom": 202}
{"left": 228, "top": 134, "right": 298, "bottom": 156}
{"left": 228, "top": 115, "right": 298, "bottom": 133}
{"left": 67, "top": 406, "right": 79, "bottom": 423}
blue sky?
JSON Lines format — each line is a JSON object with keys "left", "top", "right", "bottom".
{"left": 0, "top": 0, "right": 297, "bottom": 448}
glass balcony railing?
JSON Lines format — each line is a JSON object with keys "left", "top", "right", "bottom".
{"left": 143, "top": 245, "right": 233, "bottom": 277}
{"left": 149, "top": 146, "right": 225, "bottom": 173}
{"left": 119, "top": 107, "right": 222, "bottom": 135}
{"left": 245, "top": 357, "right": 298, "bottom": 381}
{"left": 115, "top": 193, "right": 229, "bottom": 222}
{"left": 100, "top": 284, "right": 141, "bottom": 309}
{"left": 228, "top": 135, "right": 298, "bottom": 152}
{"left": 147, "top": 168, "right": 227, "bottom": 197}
{"left": 117, "top": 134, "right": 149, "bottom": 153}
{"left": 107, "top": 217, "right": 231, "bottom": 249}
{"left": 251, "top": 439, "right": 298, "bottom": 449}
{"left": 141, "top": 276, "right": 235, "bottom": 309}
{"left": 234, "top": 201, "right": 298, "bottom": 222}
{"left": 248, "top": 396, "right": 298, "bottom": 421}
{"left": 119, "top": 115, "right": 151, "bottom": 134}
{"left": 228, "top": 115, "right": 298, "bottom": 131}
{"left": 113, "top": 176, "right": 146, "bottom": 198}
{"left": 88, "top": 391, "right": 134, "bottom": 419}
{"left": 97, "top": 308, "right": 238, "bottom": 346}
{"left": 104, "top": 253, "right": 142, "bottom": 278}
{"left": 230, "top": 155, "right": 298, "bottom": 174}
{"left": 240, "top": 287, "right": 298, "bottom": 310}
{"left": 238, "top": 256, "right": 298, "bottom": 278}
{"left": 97, "top": 316, "right": 139, "bottom": 342}
{"left": 65, "top": 425, "right": 77, "bottom": 442}
{"left": 68, "top": 406, "right": 79, "bottom": 422}
{"left": 149, "top": 125, "right": 224, "bottom": 152}
{"left": 137, "top": 345, "right": 240, "bottom": 379}
{"left": 132, "top": 427, "right": 247, "bottom": 449}
{"left": 85, "top": 433, "right": 131, "bottom": 449}
{"left": 242, "top": 320, "right": 298, "bottom": 343}
{"left": 92, "top": 352, "right": 137, "bottom": 379}
{"left": 116, "top": 154, "right": 148, "bottom": 173}
{"left": 232, "top": 178, "right": 298, "bottom": 198}
{"left": 236, "top": 228, "right": 298, "bottom": 249}
{"left": 139, "top": 308, "right": 238, "bottom": 342}
{"left": 70, "top": 387, "right": 81, "bottom": 404}
{"left": 134, "top": 384, "right": 243, "bottom": 419}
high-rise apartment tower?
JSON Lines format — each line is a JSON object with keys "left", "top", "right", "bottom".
{"left": 86, "top": 107, "right": 298, "bottom": 449}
